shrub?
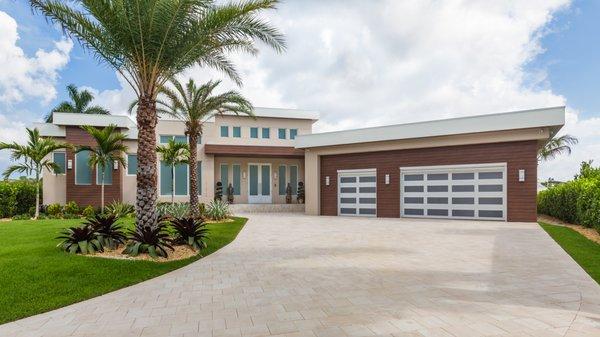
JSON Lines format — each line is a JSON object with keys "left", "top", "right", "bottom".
{"left": 123, "top": 221, "right": 174, "bottom": 258}
{"left": 576, "top": 180, "right": 600, "bottom": 229}
{"left": 82, "top": 205, "right": 96, "bottom": 218}
{"left": 12, "top": 214, "right": 31, "bottom": 220}
{"left": 206, "top": 199, "right": 230, "bottom": 221}
{"left": 64, "top": 201, "right": 80, "bottom": 215}
{"left": 198, "top": 203, "right": 206, "bottom": 217}
{"left": 56, "top": 225, "right": 102, "bottom": 254}
{"left": 157, "top": 202, "right": 190, "bottom": 219}
{"left": 170, "top": 217, "right": 208, "bottom": 251}
{"left": 0, "top": 182, "right": 16, "bottom": 218}
{"left": 46, "top": 203, "right": 63, "bottom": 216}
{"left": 0, "top": 179, "right": 37, "bottom": 218}
{"left": 84, "top": 213, "right": 126, "bottom": 249}
{"left": 63, "top": 213, "right": 81, "bottom": 219}
{"left": 105, "top": 201, "right": 134, "bottom": 219}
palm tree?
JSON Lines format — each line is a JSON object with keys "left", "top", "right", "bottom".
{"left": 157, "top": 139, "right": 190, "bottom": 204}
{"left": 77, "top": 125, "right": 128, "bottom": 212}
{"left": 538, "top": 134, "right": 579, "bottom": 161}
{"left": 29, "top": 0, "right": 285, "bottom": 230}
{"left": 46, "top": 84, "right": 109, "bottom": 122}
{"left": 0, "top": 128, "right": 72, "bottom": 219}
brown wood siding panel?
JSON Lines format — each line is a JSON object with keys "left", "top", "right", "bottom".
{"left": 65, "top": 126, "right": 123, "bottom": 207}
{"left": 320, "top": 140, "right": 538, "bottom": 222}
{"left": 205, "top": 144, "right": 304, "bottom": 158}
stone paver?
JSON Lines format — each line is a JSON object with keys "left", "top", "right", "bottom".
{"left": 2, "top": 214, "right": 600, "bottom": 337}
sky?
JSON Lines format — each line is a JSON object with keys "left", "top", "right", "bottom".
{"left": 0, "top": 0, "right": 598, "bottom": 182}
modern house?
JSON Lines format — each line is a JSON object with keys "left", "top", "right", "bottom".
{"left": 36, "top": 106, "right": 565, "bottom": 222}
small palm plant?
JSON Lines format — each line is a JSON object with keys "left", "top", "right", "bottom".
{"left": 538, "top": 134, "right": 579, "bottom": 161}
{"left": 77, "top": 125, "right": 128, "bottom": 212}
{"left": 0, "top": 128, "right": 72, "bottom": 219}
{"left": 46, "top": 84, "right": 109, "bottom": 122}
{"left": 170, "top": 217, "right": 209, "bottom": 251}
{"left": 157, "top": 139, "right": 190, "bottom": 204}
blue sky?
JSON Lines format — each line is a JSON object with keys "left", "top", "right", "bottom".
{"left": 0, "top": 0, "right": 598, "bottom": 181}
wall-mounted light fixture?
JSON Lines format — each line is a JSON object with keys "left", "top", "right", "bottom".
{"left": 518, "top": 169, "right": 525, "bottom": 182}
{"left": 385, "top": 174, "right": 390, "bottom": 185}
{"left": 242, "top": 171, "right": 246, "bottom": 179}
{"left": 114, "top": 160, "right": 119, "bottom": 170}
{"left": 325, "top": 176, "right": 330, "bottom": 186}
{"left": 67, "top": 159, "right": 73, "bottom": 170}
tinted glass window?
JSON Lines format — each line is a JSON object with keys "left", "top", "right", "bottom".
{"left": 452, "top": 172, "right": 474, "bottom": 180}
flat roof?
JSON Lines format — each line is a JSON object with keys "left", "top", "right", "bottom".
{"left": 295, "top": 106, "right": 565, "bottom": 149}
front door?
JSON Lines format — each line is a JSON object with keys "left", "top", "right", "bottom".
{"left": 248, "top": 164, "right": 272, "bottom": 203}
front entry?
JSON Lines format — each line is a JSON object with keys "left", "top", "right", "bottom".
{"left": 248, "top": 164, "right": 272, "bottom": 203}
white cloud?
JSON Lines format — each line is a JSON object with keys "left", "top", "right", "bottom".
{"left": 89, "top": 0, "right": 598, "bottom": 180}
{"left": 0, "top": 11, "right": 72, "bottom": 105}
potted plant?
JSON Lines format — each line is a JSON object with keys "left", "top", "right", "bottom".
{"left": 227, "top": 183, "right": 234, "bottom": 203}
{"left": 215, "top": 181, "right": 223, "bottom": 201}
{"left": 285, "top": 183, "right": 292, "bottom": 204}
{"left": 297, "top": 182, "right": 305, "bottom": 204}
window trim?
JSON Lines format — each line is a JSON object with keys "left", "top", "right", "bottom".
{"left": 126, "top": 153, "right": 137, "bottom": 176}
{"left": 52, "top": 152, "right": 66, "bottom": 175}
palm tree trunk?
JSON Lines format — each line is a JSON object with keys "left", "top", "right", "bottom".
{"left": 135, "top": 96, "right": 158, "bottom": 229}
{"left": 171, "top": 166, "right": 175, "bottom": 204}
{"left": 101, "top": 170, "right": 105, "bottom": 212}
{"left": 34, "top": 170, "right": 40, "bottom": 220}
{"left": 188, "top": 132, "right": 199, "bottom": 217}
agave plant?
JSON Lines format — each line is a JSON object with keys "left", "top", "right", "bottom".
{"left": 123, "top": 222, "right": 174, "bottom": 258}
{"left": 157, "top": 202, "right": 190, "bottom": 219}
{"left": 83, "top": 213, "right": 126, "bottom": 250}
{"left": 206, "top": 199, "right": 231, "bottom": 221}
{"left": 56, "top": 225, "right": 102, "bottom": 254}
{"left": 105, "top": 201, "right": 135, "bottom": 219}
{"left": 170, "top": 217, "right": 209, "bottom": 251}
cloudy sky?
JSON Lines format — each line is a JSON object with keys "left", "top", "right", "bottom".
{"left": 0, "top": 0, "right": 598, "bottom": 181}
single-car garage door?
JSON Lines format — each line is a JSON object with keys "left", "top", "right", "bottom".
{"left": 400, "top": 163, "right": 506, "bottom": 221}
{"left": 338, "top": 169, "right": 377, "bottom": 217}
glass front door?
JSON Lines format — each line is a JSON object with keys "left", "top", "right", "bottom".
{"left": 248, "top": 164, "right": 272, "bottom": 203}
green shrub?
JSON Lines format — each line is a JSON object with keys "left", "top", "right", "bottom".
{"left": 82, "top": 205, "right": 96, "bottom": 218}
{"left": 11, "top": 214, "right": 31, "bottom": 220}
{"left": 0, "top": 182, "right": 16, "bottom": 218}
{"left": 0, "top": 180, "right": 38, "bottom": 218}
{"left": 46, "top": 203, "right": 63, "bottom": 216}
{"left": 105, "top": 201, "right": 134, "bottom": 219}
{"left": 157, "top": 202, "right": 190, "bottom": 218}
{"left": 206, "top": 199, "right": 230, "bottom": 221}
{"left": 576, "top": 180, "right": 600, "bottom": 229}
{"left": 64, "top": 201, "right": 80, "bottom": 215}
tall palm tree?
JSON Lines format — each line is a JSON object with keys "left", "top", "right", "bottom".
{"left": 131, "top": 78, "right": 253, "bottom": 216}
{"left": 77, "top": 125, "right": 128, "bottom": 212}
{"left": 156, "top": 139, "right": 190, "bottom": 204}
{"left": 0, "top": 128, "right": 72, "bottom": 219}
{"left": 29, "top": 0, "right": 285, "bottom": 230}
{"left": 45, "top": 84, "right": 109, "bottom": 122}
{"left": 538, "top": 134, "right": 579, "bottom": 161}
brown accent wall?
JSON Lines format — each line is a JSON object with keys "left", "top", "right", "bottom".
{"left": 320, "top": 140, "right": 538, "bottom": 222}
{"left": 65, "top": 126, "right": 122, "bottom": 207}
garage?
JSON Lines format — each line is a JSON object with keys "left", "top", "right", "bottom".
{"left": 400, "top": 164, "right": 507, "bottom": 220}
{"left": 338, "top": 169, "right": 377, "bottom": 216}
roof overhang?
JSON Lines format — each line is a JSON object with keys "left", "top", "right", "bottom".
{"left": 295, "top": 106, "right": 565, "bottom": 149}
{"left": 51, "top": 112, "right": 136, "bottom": 129}
{"left": 204, "top": 144, "right": 305, "bottom": 158}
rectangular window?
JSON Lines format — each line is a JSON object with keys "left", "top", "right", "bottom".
{"left": 196, "top": 161, "right": 202, "bottom": 195}
{"left": 289, "top": 129, "right": 298, "bottom": 139}
{"left": 174, "top": 164, "right": 188, "bottom": 195}
{"left": 220, "top": 164, "right": 229, "bottom": 190}
{"left": 290, "top": 165, "right": 298, "bottom": 195}
{"left": 96, "top": 161, "right": 113, "bottom": 185}
{"left": 160, "top": 161, "right": 188, "bottom": 196}
{"left": 160, "top": 161, "right": 172, "bottom": 196}
{"left": 278, "top": 128, "right": 286, "bottom": 139}
{"left": 53, "top": 152, "right": 66, "bottom": 174}
{"left": 160, "top": 135, "right": 187, "bottom": 144}
{"left": 220, "top": 126, "right": 229, "bottom": 137}
{"left": 75, "top": 150, "right": 92, "bottom": 185}
{"left": 174, "top": 135, "right": 187, "bottom": 144}
{"left": 232, "top": 127, "right": 241, "bottom": 138}
{"left": 159, "top": 135, "right": 172, "bottom": 144}
{"left": 127, "top": 154, "right": 137, "bottom": 175}
{"left": 278, "top": 165, "right": 286, "bottom": 195}
{"left": 197, "top": 136, "right": 202, "bottom": 144}
{"left": 261, "top": 127, "right": 270, "bottom": 139}
{"left": 261, "top": 165, "right": 270, "bottom": 195}
{"left": 232, "top": 164, "right": 241, "bottom": 196}
{"left": 250, "top": 127, "right": 258, "bottom": 138}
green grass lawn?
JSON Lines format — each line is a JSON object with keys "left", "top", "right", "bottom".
{"left": 0, "top": 217, "right": 246, "bottom": 324}
{"left": 540, "top": 222, "right": 600, "bottom": 284}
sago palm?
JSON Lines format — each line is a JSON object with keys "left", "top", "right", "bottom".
{"left": 538, "top": 134, "right": 579, "bottom": 161}
{"left": 157, "top": 139, "right": 190, "bottom": 204}
{"left": 0, "top": 128, "right": 72, "bottom": 219}
{"left": 46, "top": 84, "right": 109, "bottom": 122}
{"left": 29, "top": 0, "right": 285, "bottom": 230}
{"left": 77, "top": 125, "right": 128, "bottom": 211}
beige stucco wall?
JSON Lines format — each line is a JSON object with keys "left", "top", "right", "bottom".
{"left": 214, "top": 157, "right": 304, "bottom": 204}
{"left": 42, "top": 158, "right": 66, "bottom": 205}
{"left": 211, "top": 115, "right": 313, "bottom": 146}
{"left": 303, "top": 127, "right": 551, "bottom": 215}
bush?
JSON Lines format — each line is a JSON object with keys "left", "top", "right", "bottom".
{"left": 576, "top": 180, "right": 600, "bottom": 229}
{"left": 170, "top": 216, "right": 208, "bottom": 251}
{"left": 123, "top": 222, "right": 174, "bottom": 258}
{"left": 56, "top": 225, "right": 102, "bottom": 254}
{"left": 0, "top": 179, "right": 38, "bottom": 218}
{"left": 0, "top": 182, "right": 16, "bottom": 218}
{"left": 84, "top": 213, "right": 126, "bottom": 249}
{"left": 46, "top": 203, "right": 63, "bottom": 216}
{"left": 82, "top": 205, "right": 96, "bottom": 218}
{"left": 64, "top": 201, "right": 80, "bottom": 215}
{"left": 206, "top": 199, "right": 230, "bottom": 221}
{"left": 105, "top": 201, "right": 134, "bottom": 219}
{"left": 157, "top": 202, "right": 190, "bottom": 218}
{"left": 12, "top": 214, "right": 31, "bottom": 220}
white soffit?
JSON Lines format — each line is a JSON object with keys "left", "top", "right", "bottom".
{"left": 295, "top": 106, "right": 565, "bottom": 149}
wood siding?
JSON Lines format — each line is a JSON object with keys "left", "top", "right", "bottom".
{"left": 320, "top": 140, "right": 538, "bottom": 222}
{"left": 65, "top": 126, "right": 123, "bottom": 207}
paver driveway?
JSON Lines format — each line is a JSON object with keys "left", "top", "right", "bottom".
{"left": 2, "top": 214, "right": 600, "bottom": 337}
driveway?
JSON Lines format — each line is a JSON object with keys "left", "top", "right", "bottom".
{"left": 2, "top": 214, "right": 600, "bottom": 337}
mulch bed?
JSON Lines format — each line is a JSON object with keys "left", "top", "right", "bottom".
{"left": 85, "top": 245, "right": 199, "bottom": 262}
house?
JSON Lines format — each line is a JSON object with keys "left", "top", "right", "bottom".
{"left": 36, "top": 106, "right": 565, "bottom": 222}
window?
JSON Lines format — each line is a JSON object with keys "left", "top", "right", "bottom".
{"left": 127, "top": 154, "right": 137, "bottom": 175}
{"left": 160, "top": 135, "right": 187, "bottom": 144}
{"left": 160, "top": 161, "right": 188, "bottom": 196}
{"left": 250, "top": 127, "right": 258, "bottom": 138}
{"left": 196, "top": 161, "right": 202, "bottom": 195}
{"left": 174, "top": 135, "right": 186, "bottom": 144}
{"left": 53, "top": 152, "right": 66, "bottom": 174}
{"left": 220, "top": 164, "right": 229, "bottom": 189}
{"left": 220, "top": 126, "right": 229, "bottom": 137}
{"left": 261, "top": 127, "right": 270, "bottom": 139}
{"left": 290, "top": 165, "right": 298, "bottom": 195}
{"left": 232, "top": 126, "right": 241, "bottom": 138}
{"left": 96, "top": 161, "right": 113, "bottom": 185}
{"left": 197, "top": 136, "right": 202, "bottom": 144}
{"left": 290, "top": 129, "right": 298, "bottom": 140}
{"left": 75, "top": 150, "right": 92, "bottom": 185}
{"left": 232, "top": 164, "right": 241, "bottom": 195}
{"left": 278, "top": 165, "right": 286, "bottom": 195}
{"left": 278, "top": 128, "right": 286, "bottom": 139}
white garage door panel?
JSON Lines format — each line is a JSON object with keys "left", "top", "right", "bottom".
{"left": 401, "top": 164, "right": 506, "bottom": 221}
{"left": 338, "top": 169, "right": 377, "bottom": 217}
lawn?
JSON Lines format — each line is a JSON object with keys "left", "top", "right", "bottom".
{"left": 540, "top": 222, "right": 600, "bottom": 284}
{"left": 0, "top": 217, "right": 246, "bottom": 324}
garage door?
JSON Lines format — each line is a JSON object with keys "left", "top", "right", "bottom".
{"left": 338, "top": 169, "right": 377, "bottom": 216}
{"left": 400, "top": 164, "right": 506, "bottom": 220}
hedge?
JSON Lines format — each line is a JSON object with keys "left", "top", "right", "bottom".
{"left": 0, "top": 179, "right": 38, "bottom": 218}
